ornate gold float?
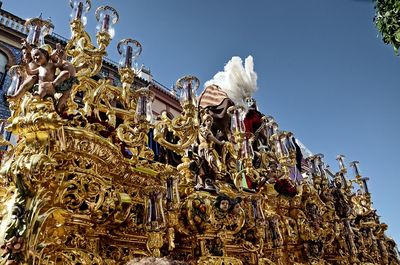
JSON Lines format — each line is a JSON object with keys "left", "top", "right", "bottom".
{"left": 0, "top": 1, "right": 399, "bottom": 264}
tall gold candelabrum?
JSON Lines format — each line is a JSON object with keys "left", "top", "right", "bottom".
{"left": 154, "top": 75, "right": 200, "bottom": 188}
{"left": 271, "top": 131, "right": 297, "bottom": 182}
{"left": 307, "top": 153, "right": 326, "bottom": 190}
{"left": 118, "top": 85, "right": 155, "bottom": 161}
{"left": 117, "top": 38, "right": 142, "bottom": 104}
{"left": 350, "top": 160, "right": 371, "bottom": 201}
{"left": 115, "top": 38, "right": 156, "bottom": 161}
{"left": 335, "top": 154, "right": 352, "bottom": 191}
{"left": 227, "top": 105, "right": 259, "bottom": 191}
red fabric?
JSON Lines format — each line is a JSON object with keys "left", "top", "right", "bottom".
{"left": 244, "top": 110, "right": 263, "bottom": 133}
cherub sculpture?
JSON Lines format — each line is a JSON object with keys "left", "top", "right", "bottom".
{"left": 213, "top": 195, "right": 244, "bottom": 233}
{"left": 10, "top": 41, "right": 77, "bottom": 113}
{"left": 51, "top": 43, "right": 77, "bottom": 112}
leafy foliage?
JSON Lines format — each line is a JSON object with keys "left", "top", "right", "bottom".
{"left": 375, "top": 0, "right": 400, "bottom": 54}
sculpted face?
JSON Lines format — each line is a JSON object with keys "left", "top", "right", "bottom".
{"left": 31, "top": 48, "right": 47, "bottom": 66}
{"left": 233, "top": 203, "right": 241, "bottom": 214}
{"left": 22, "top": 48, "right": 32, "bottom": 63}
{"left": 204, "top": 116, "right": 213, "bottom": 128}
{"left": 246, "top": 97, "right": 257, "bottom": 110}
{"left": 220, "top": 199, "right": 230, "bottom": 212}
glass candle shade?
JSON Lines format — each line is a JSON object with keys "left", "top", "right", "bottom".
{"left": 361, "top": 177, "right": 370, "bottom": 194}
{"left": 95, "top": 6, "right": 119, "bottom": 38}
{"left": 166, "top": 177, "right": 180, "bottom": 211}
{"left": 176, "top": 75, "right": 199, "bottom": 106}
{"left": 228, "top": 106, "right": 245, "bottom": 134}
{"left": 336, "top": 154, "right": 346, "bottom": 171}
{"left": 241, "top": 133, "right": 254, "bottom": 159}
{"left": 25, "top": 18, "right": 54, "bottom": 47}
{"left": 136, "top": 87, "right": 154, "bottom": 123}
{"left": 271, "top": 122, "right": 279, "bottom": 135}
{"left": 278, "top": 133, "right": 289, "bottom": 156}
{"left": 70, "top": 0, "right": 91, "bottom": 25}
{"left": 7, "top": 66, "right": 23, "bottom": 96}
{"left": 282, "top": 132, "right": 295, "bottom": 153}
{"left": 288, "top": 136, "right": 296, "bottom": 153}
{"left": 273, "top": 136, "right": 283, "bottom": 158}
{"left": 266, "top": 123, "right": 274, "bottom": 139}
{"left": 117, "top": 38, "right": 142, "bottom": 70}
{"left": 349, "top": 161, "right": 361, "bottom": 178}
{"left": 144, "top": 190, "right": 165, "bottom": 231}
{"left": 339, "top": 172, "right": 348, "bottom": 188}
{"left": 265, "top": 120, "right": 277, "bottom": 144}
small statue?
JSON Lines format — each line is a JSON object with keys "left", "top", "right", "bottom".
{"left": 9, "top": 41, "right": 38, "bottom": 99}
{"left": 51, "top": 43, "right": 77, "bottom": 112}
{"left": 195, "top": 112, "right": 225, "bottom": 190}
{"left": 11, "top": 42, "right": 77, "bottom": 113}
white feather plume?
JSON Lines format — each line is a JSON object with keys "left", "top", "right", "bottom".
{"left": 204, "top": 55, "right": 258, "bottom": 106}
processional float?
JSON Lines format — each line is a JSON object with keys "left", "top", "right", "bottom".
{"left": 0, "top": 1, "right": 399, "bottom": 264}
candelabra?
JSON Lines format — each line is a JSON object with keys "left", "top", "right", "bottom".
{"left": 154, "top": 75, "right": 200, "bottom": 155}
{"left": 271, "top": 131, "right": 296, "bottom": 179}
{"left": 154, "top": 75, "right": 200, "bottom": 189}
{"left": 227, "top": 105, "right": 259, "bottom": 191}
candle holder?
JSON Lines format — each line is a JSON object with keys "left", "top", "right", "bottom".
{"left": 272, "top": 131, "right": 296, "bottom": 166}
{"left": 336, "top": 154, "right": 347, "bottom": 173}
{"left": 154, "top": 75, "right": 200, "bottom": 155}
{"left": 161, "top": 170, "right": 181, "bottom": 251}
{"left": 69, "top": 0, "right": 91, "bottom": 25}
{"left": 95, "top": 5, "right": 119, "bottom": 39}
{"left": 143, "top": 186, "right": 166, "bottom": 231}
{"left": 349, "top": 160, "right": 361, "bottom": 179}
{"left": 350, "top": 161, "right": 370, "bottom": 194}
{"left": 135, "top": 86, "right": 154, "bottom": 123}
{"left": 308, "top": 153, "right": 325, "bottom": 190}
{"left": 176, "top": 75, "right": 199, "bottom": 107}
{"left": 315, "top": 154, "right": 326, "bottom": 179}
{"left": 25, "top": 17, "right": 54, "bottom": 47}
{"left": 66, "top": 4, "right": 117, "bottom": 77}
{"left": 6, "top": 66, "right": 24, "bottom": 97}
{"left": 228, "top": 105, "right": 257, "bottom": 191}
{"left": 115, "top": 86, "right": 155, "bottom": 161}
{"left": 117, "top": 38, "right": 142, "bottom": 70}
{"left": 281, "top": 131, "right": 296, "bottom": 161}
{"left": 227, "top": 105, "right": 246, "bottom": 158}
{"left": 250, "top": 194, "right": 265, "bottom": 225}
{"left": 142, "top": 186, "right": 166, "bottom": 257}
{"left": 117, "top": 39, "right": 142, "bottom": 105}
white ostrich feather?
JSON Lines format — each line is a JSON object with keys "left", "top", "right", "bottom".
{"left": 204, "top": 55, "right": 258, "bottom": 106}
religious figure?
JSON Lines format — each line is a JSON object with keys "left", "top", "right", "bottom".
{"left": 195, "top": 112, "right": 226, "bottom": 190}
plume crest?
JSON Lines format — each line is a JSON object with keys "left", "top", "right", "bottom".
{"left": 205, "top": 55, "right": 258, "bottom": 106}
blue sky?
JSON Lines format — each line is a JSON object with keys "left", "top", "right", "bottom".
{"left": 3, "top": 0, "right": 400, "bottom": 243}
